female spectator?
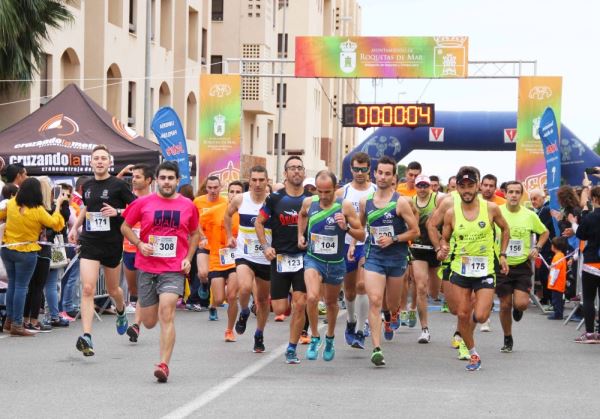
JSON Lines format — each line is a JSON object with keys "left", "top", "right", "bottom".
{"left": 555, "top": 185, "right": 582, "bottom": 239}
{"left": 0, "top": 177, "right": 66, "bottom": 336}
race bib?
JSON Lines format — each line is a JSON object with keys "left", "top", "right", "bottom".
{"left": 149, "top": 235, "right": 177, "bottom": 258}
{"left": 370, "top": 225, "right": 394, "bottom": 245}
{"left": 276, "top": 254, "right": 303, "bottom": 273}
{"left": 506, "top": 239, "right": 524, "bottom": 257}
{"left": 86, "top": 212, "right": 110, "bottom": 232}
{"left": 311, "top": 233, "right": 338, "bottom": 255}
{"left": 219, "top": 248, "right": 236, "bottom": 265}
{"left": 460, "top": 256, "right": 488, "bottom": 277}
{"left": 243, "top": 239, "right": 264, "bottom": 257}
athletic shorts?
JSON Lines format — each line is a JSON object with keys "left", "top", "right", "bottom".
{"left": 410, "top": 247, "right": 441, "bottom": 268}
{"left": 438, "top": 262, "right": 452, "bottom": 282}
{"left": 495, "top": 262, "right": 532, "bottom": 297}
{"left": 304, "top": 255, "right": 346, "bottom": 286}
{"left": 123, "top": 251, "right": 136, "bottom": 271}
{"left": 450, "top": 272, "right": 495, "bottom": 291}
{"left": 270, "top": 259, "right": 306, "bottom": 300}
{"left": 196, "top": 248, "right": 210, "bottom": 255}
{"left": 208, "top": 267, "right": 237, "bottom": 281}
{"left": 363, "top": 258, "right": 408, "bottom": 278}
{"left": 79, "top": 239, "right": 122, "bottom": 269}
{"left": 344, "top": 244, "right": 365, "bottom": 273}
{"left": 235, "top": 258, "right": 271, "bottom": 281}
{"left": 137, "top": 271, "right": 184, "bottom": 307}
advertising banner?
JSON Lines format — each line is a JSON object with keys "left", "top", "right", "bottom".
{"left": 198, "top": 74, "right": 242, "bottom": 183}
{"left": 515, "top": 76, "right": 562, "bottom": 196}
{"left": 295, "top": 36, "right": 468, "bottom": 78}
{"left": 538, "top": 107, "right": 561, "bottom": 236}
{"left": 151, "top": 107, "right": 191, "bottom": 186}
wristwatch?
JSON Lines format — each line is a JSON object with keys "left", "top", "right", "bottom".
{"left": 392, "top": 235, "right": 399, "bottom": 243}
{"left": 117, "top": 208, "right": 122, "bottom": 216}
{"left": 345, "top": 225, "right": 351, "bottom": 232}
{"left": 500, "top": 252, "right": 507, "bottom": 258}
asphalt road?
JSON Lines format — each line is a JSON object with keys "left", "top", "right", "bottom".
{"left": 1, "top": 302, "right": 598, "bottom": 419}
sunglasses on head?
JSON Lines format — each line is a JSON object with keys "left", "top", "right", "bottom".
{"left": 351, "top": 167, "right": 369, "bottom": 173}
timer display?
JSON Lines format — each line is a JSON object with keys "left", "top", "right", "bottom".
{"left": 342, "top": 103, "right": 435, "bottom": 128}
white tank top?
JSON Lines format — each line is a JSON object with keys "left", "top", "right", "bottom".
{"left": 342, "top": 182, "right": 376, "bottom": 245}
{"left": 236, "top": 192, "right": 271, "bottom": 265}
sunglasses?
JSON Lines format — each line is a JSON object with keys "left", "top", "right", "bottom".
{"left": 416, "top": 183, "right": 430, "bottom": 189}
{"left": 351, "top": 167, "right": 369, "bottom": 173}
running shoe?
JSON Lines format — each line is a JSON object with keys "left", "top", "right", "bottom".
{"left": 253, "top": 335, "right": 265, "bottom": 353}
{"left": 76, "top": 335, "right": 95, "bottom": 357}
{"left": 440, "top": 301, "right": 450, "bottom": 313}
{"left": 318, "top": 301, "right": 327, "bottom": 315}
{"left": 408, "top": 310, "right": 417, "bottom": 328}
{"left": 512, "top": 308, "right": 523, "bottom": 322}
{"left": 125, "top": 304, "right": 136, "bottom": 314}
{"left": 274, "top": 314, "right": 286, "bottom": 322}
{"left": 479, "top": 319, "right": 491, "bottom": 332}
{"left": 574, "top": 332, "right": 600, "bottom": 344}
{"left": 399, "top": 311, "right": 409, "bottom": 326}
{"left": 501, "top": 335, "right": 513, "bottom": 353}
{"left": 390, "top": 312, "right": 400, "bottom": 330}
{"left": 225, "top": 329, "right": 236, "bottom": 342}
{"left": 127, "top": 323, "right": 140, "bottom": 343}
{"left": 235, "top": 311, "right": 249, "bottom": 335}
{"left": 363, "top": 321, "right": 371, "bottom": 337}
{"left": 306, "top": 336, "right": 322, "bottom": 360}
{"left": 116, "top": 312, "right": 128, "bottom": 335}
{"left": 299, "top": 331, "right": 311, "bottom": 345}
{"left": 371, "top": 348, "right": 385, "bottom": 367}
{"left": 323, "top": 336, "right": 335, "bottom": 361}
{"left": 344, "top": 321, "right": 356, "bottom": 345}
{"left": 185, "top": 303, "right": 206, "bottom": 312}
{"left": 27, "top": 322, "right": 52, "bottom": 333}
{"left": 154, "top": 363, "right": 169, "bottom": 383}
{"left": 418, "top": 328, "right": 431, "bottom": 344}
{"left": 457, "top": 340, "right": 470, "bottom": 360}
{"left": 285, "top": 348, "right": 301, "bottom": 364}
{"left": 383, "top": 321, "right": 394, "bottom": 341}
{"left": 59, "top": 311, "right": 76, "bottom": 322}
{"left": 209, "top": 307, "right": 218, "bottom": 321}
{"left": 198, "top": 285, "right": 209, "bottom": 300}
{"left": 466, "top": 354, "right": 481, "bottom": 371}
{"left": 50, "top": 317, "right": 69, "bottom": 327}
{"left": 351, "top": 330, "right": 365, "bottom": 349}
{"left": 451, "top": 333, "right": 461, "bottom": 349}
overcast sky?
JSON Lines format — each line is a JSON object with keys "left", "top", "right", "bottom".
{"left": 357, "top": 0, "right": 599, "bottom": 183}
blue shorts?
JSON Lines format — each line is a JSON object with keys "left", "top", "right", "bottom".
{"left": 123, "top": 251, "right": 136, "bottom": 271}
{"left": 363, "top": 258, "right": 408, "bottom": 278}
{"left": 304, "top": 255, "right": 346, "bottom": 286}
{"left": 344, "top": 243, "right": 365, "bottom": 273}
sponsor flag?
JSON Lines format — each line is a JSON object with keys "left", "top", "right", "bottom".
{"left": 538, "top": 107, "right": 562, "bottom": 238}
{"left": 151, "top": 107, "right": 191, "bottom": 186}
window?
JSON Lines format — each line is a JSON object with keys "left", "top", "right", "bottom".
{"left": 188, "top": 8, "right": 198, "bottom": 61}
{"left": 276, "top": 83, "right": 287, "bottom": 108}
{"left": 210, "top": 55, "right": 223, "bottom": 74}
{"left": 274, "top": 133, "right": 286, "bottom": 153}
{"left": 128, "top": 0, "right": 137, "bottom": 33}
{"left": 212, "top": 0, "right": 224, "bottom": 21}
{"left": 250, "top": 123, "right": 254, "bottom": 155}
{"left": 128, "top": 82, "right": 136, "bottom": 126}
{"left": 160, "top": 0, "right": 172, "bottom": 50}
{"left": 278, "top": 0, "right": 289, "bottom": 9}
{"left": 108, "top": 0, "right": 123, "bottom": 27}
{"left": 40, "top": 54, "right": 52, "bottom": 105}
{"left": 201, "top": 28, "right": 208, "bottom": 64}
{"left": 277, "top": 33, "right": 288, "bottom": 58}
{"left": 150, "top": 0, "right": 156, "bottom": 40}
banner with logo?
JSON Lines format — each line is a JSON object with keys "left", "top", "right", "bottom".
{"left": 198, "top": 75, "right": 241, "bottom": 183}
{"left": 151, "top": 107, "right": 191, "bottom": 186}
{"left": 515, "top": 76, "right": 562, "bottom": 196}
{"left": 538, "top": 107, "right": 561, "bottom": 236}
{"left": 295, "top": 36, "right": 468, "bottom": 78}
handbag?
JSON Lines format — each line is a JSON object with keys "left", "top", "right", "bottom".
{"left": 50, "top": 235, "right": 69, "bottom": 270}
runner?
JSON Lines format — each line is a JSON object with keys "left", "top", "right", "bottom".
{"left": 335, "top": 152, "right": 376, "bottom": 349}
{"left": 495, "top": 181, "right": 549, "bottom": 353}
{"left": 438, "top": 166, "right": 510, "bottom": 371}
{"left": 429, "top": 175, "right": 441, "bottom": 193}
{"left": 225, "top": 167, "right": 271, "bottom": 351}
{"left": 255, "top": 157, "right": 311, "bottom": 364}
{"left": 67, "top": 145, "right": 136, "bottom": 356}
{"left": 359, "top": 156, "right": 419, "bottom": 366}
{"left": 447, "top": 176, "right": 457, "bottom": 193}
{"left": 121, "top": 161, "right": 200, "bottom": 382}
{"left": 298, "top": 170, "right": 365, "bottom": 361}
{"left": 396, "top": 161, "right": 421, "bottom": 197}
{"left": 410, "top": 175, "right": 444, "bottom": 343}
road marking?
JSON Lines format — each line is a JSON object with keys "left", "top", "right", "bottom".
{"left": 163, "top": 311, "right": 344, "bottom": 419}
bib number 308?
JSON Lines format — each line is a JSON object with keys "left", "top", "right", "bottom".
{"left": 149, "top": 235, "right": 177, "bottom": 258}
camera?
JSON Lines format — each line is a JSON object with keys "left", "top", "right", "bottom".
{"left": 584, "top": 167, "right": 599, "bottom": 175}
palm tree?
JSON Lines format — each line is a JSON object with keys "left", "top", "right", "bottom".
{"left": 0, "top": 0, "right": 73, "bottom": 93}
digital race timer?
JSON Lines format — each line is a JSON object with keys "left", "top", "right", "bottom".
{"left": 342, "top": 103, "right": 435, "bottom": 128}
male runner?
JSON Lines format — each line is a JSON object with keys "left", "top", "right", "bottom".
{"left": 360, "top": 156, "right": 419, "bottom": 366}
{"left": 335, "top": 152, "right": 376, "bottom": 349}
{"left": 396, "top": 161, "right": 421, "bottom": 197}
{"left": 68, "top": 145, "right": 136, "bottom": 356}
{"left": 438, "top": 166, "right": 510, "bottom": 371}
{"left": 121, "top": 161, "right": 199, "bottom": 382}
{"left": 429, "top": 175, "right": 441, "bottom": 193}
{"left": 298, "top": 171, "right": 365, "bottom": 361}
{"left": 410, "top": 175, "right": 444, "bottom": 343}
{"left": 447, "top": 176, "right": 457, "bottom": 193}
{"left": 495, "top": 181, "right": 548, "bottom": 352}
{"left": 225, "top": 167, "right": 271, "bottom": 351}
{"left": 122, "top": 164, "right": 154, "bottom": 343}
{"left": 255, "top": 157, "right": 311, "bottom": 364}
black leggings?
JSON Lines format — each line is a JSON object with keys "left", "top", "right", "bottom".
{"left": 582, "top": 271, "right": 600, "bottom": 333}
{"left": 23, "top": 257, "right": 51, "bottom": 321}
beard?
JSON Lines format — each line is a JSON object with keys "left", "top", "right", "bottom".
{"left": 159, "top": 186, "right": 176, "bottom": 198}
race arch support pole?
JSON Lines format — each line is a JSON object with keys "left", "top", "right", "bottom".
{"left": 275, "top": 2, "right": 287, "bottom": 183}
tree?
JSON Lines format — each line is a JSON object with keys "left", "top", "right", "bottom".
{"left": 397, "top": 164, "right": 407, "bottom": 181}
{"left": 0, "top": 0, "right": 73, "bottom": 93}
{"left": 594, "top": 138, "right": 600, "bottom": 155}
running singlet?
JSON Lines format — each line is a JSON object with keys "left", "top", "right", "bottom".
{"left": 342, "top": 183, "right": 376, "bottom": 245}
{"left": 193, "top": 194, "right": 227, "bottom": 241}
{"left": 123, "top": 194, "right": 199, "bottom": 274}
{"left": 306, "top": 196, "right": 345, "bottom": 263}
{"left": 236, "top": 192, "right": 271, "bottom": 265}
{"left": 364, "top": 192, "right": 408, "bottom": 260}
{"left": 450, "top": 198, "right": 495, "bottom": 277}
{"left": 496, "top": 205, "right": 547, "bottom": 266}
{"left": 412, "top": 192, "right": 438, "bottom": 248}
{"left": 204, "top": 202, "right": 239, "bottom": 271}
{"left": 260, "top": 189, "right": 311, "bottom": 254}
{"left": 80, "top": 176, "right": 136, "bottom": 243}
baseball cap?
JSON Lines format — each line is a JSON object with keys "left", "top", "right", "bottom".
{"left": 415, "top": 175, "right": 431, "bottom": 186}
{"left": 457, "top": 172, "right": 478, "bottom": 184}
{"left": 303, "top": 177, "right": 316, "bottom": 188}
